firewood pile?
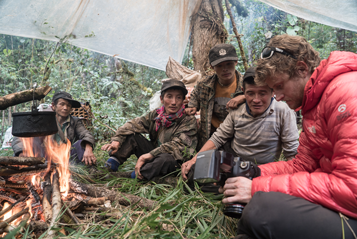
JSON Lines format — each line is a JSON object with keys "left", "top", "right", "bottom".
{"left": 0, "top": 155, "right": 158, "bottom": 238}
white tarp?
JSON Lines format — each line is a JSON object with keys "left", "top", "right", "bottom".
{"left": 0, "top": 1, "right": 356, "bottom": 71}
{"left": 0, "top": 0, "right": 200, "bottom": 71}
{"left": 259, "top": 0, "right": 357, "bottom": 33}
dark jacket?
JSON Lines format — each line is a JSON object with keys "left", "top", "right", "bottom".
{"left": 12, "top": 116, "right": 95, "bottom": 156}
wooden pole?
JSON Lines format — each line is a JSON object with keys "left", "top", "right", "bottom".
{"left": 0, "top": 85, "right": 52, "bottom": 110}
{"left": 225, "top": 0, "right": 249, "bottom": 71}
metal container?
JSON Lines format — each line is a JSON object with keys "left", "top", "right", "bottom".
{"left": 12, "top": 106, "right": 58, "bottom": 137}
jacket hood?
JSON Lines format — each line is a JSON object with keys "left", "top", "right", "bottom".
{"left": 302, "top": 51, "right": 357, "bottom": 113}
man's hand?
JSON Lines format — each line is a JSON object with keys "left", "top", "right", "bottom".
{"left": 185, "top": 107, "right": 197, "bottom": 116}
{"left": 226, "top": 95, "right": 246, "bottom": 109}
{"left": 101, "top": 141, "right": 120, "bottom": 154}
{"left": 82, "top": 144, "right": 97, "bottom": 165}
{"left": 135, "top": 153, "right": 154, "bottom": 180}
{"left": 219, "top": 177, "right": 253, "bottom": 204}
{"left": 181, "top": 156, "right": 197, "bottom": 181}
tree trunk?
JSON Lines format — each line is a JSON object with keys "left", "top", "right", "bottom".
{"left": 191, "top": 0, "right": 228, "bottom": 75}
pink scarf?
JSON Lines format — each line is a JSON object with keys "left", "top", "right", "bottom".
{"left": 155, "top": 104, "right": 185, "bottom": 131}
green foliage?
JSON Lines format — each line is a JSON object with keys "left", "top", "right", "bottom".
{"left": 0, "top": 34, "right": 165, "bottom": 142}
{"left": 223, "top": 0, "right": 357, "bottom": 73}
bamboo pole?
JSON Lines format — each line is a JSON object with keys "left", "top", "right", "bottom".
{"left": 46, "top": 170, "right": 62, "bottom": 238}
{"left": 0, "top": 156, "right": 45, "bottom": 166}
{"left": 42, "top": 173, "right": 53, "bottom": 225}
{"left": 225, "top": 0, "right": 249, "bottom": 70}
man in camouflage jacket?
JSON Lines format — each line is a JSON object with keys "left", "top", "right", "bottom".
{"left": 186, "top": 44, "right": 245, "bottom": 150}
{"left": 102, "top": 79, "right": 197, "bottom": 180}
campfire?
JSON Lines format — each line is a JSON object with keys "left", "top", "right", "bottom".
{"left": 0, "top": 136, "right": 114, "bottom": 238}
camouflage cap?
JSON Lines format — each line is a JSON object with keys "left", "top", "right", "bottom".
{"left": 161, "top": 79, "right": 188, "bottom": 96}
{"left": 209, "top": 44, "right": 238, "bottom": 67}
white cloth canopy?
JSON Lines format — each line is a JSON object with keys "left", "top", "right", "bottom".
{"left": 0, "top": 0, "right": 200, "bottom": 71}
{"left": 0, "top": 0, "right": 356, "bottom": 71}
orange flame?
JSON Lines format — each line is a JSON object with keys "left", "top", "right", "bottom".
{"left": 21, "top": 136, "right": 72, "bottom": 198}
{"left": 26, "top": 199, "right": 33, "bottom": 219}
{"left": 46, "top": 138, "right": 71, "bottom": 197}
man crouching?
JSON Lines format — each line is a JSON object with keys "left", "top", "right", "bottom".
{"left": 102, "top": 79, "right": 197, "bottom": 180}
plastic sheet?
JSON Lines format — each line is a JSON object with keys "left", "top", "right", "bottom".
{"left": 259, "top": 0, "right": 357, "bottom": 32}
{"left": 0, "top": 0, "right": 200, "bottom": 71}
{"left": 1, "top": 0, "right": 356, "bottom": 72}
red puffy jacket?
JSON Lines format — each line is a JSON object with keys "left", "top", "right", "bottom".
{"left": 252, "top": 51, "right": 357, "bottom": 218}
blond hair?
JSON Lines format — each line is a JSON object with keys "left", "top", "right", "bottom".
{"left": 255, "top": 35, "right": 320, "bottom": 85}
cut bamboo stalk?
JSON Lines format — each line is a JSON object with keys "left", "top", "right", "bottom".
{"left": 42, "top": 173, "right": 52, "bottom": 224}
{"left": 45, "top": 170, "right": 62, "bottom": 238}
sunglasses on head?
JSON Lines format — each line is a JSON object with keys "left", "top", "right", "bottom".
{"left": 260, "top": 47, "right": 297, "bottom": 59}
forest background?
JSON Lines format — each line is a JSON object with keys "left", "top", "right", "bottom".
{"left": 0, "top": 0, "right": 356, "bottom": 238}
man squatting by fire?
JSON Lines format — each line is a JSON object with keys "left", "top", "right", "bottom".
{"left": 182, "top": 66, "right": 299, "bottom": 181}
{"left": 12, "top": 92, "right": 97, "bottom": 165}
{"left": 221, "top": 35, "right": 357, "bottom": 239}
{"left": 101, "top": 79, "right": 197, "bottom": 180}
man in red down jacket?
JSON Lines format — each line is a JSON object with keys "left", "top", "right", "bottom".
{"left": 221, "top": 34, "right": 357, "bottom": 239}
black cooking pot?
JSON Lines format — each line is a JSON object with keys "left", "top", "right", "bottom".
{"left": 12, "top": 106, "right": 58, "bottom": 137}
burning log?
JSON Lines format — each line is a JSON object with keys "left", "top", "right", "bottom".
{"left": 0, "top": 195, "right": 17, "bottom": 204}
{"left": 0, "top": 164, "right": 48, "bottom": 177}
{"left": 0, "top": 207, "right": 29, "bottom": 229}
{"left": 0, "top": 156, "right": 45, "bottom": 166}
{"left": 1, "top": 182, "right": 27, "bottom": 188}
{"left": 0, "top": 85, "right": 51, "bottom": 110}
{"left": 46, "top": 171, "right": 62, "bottom": 238}
{"left": 42, "top": 173, "right": 52, "bottom": 224}
{"left": 27, "top": 182, "right": 40, "bottom": 203}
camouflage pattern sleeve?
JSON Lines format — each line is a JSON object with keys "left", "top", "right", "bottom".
{"left": 149, "top": 115, "right": 198, "bottom": 161}
{"left": 187, "top": 83, "right": 200, "bottom": 111}
{"left": 111, "top": 111, "right": 154, "bottom": 144}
